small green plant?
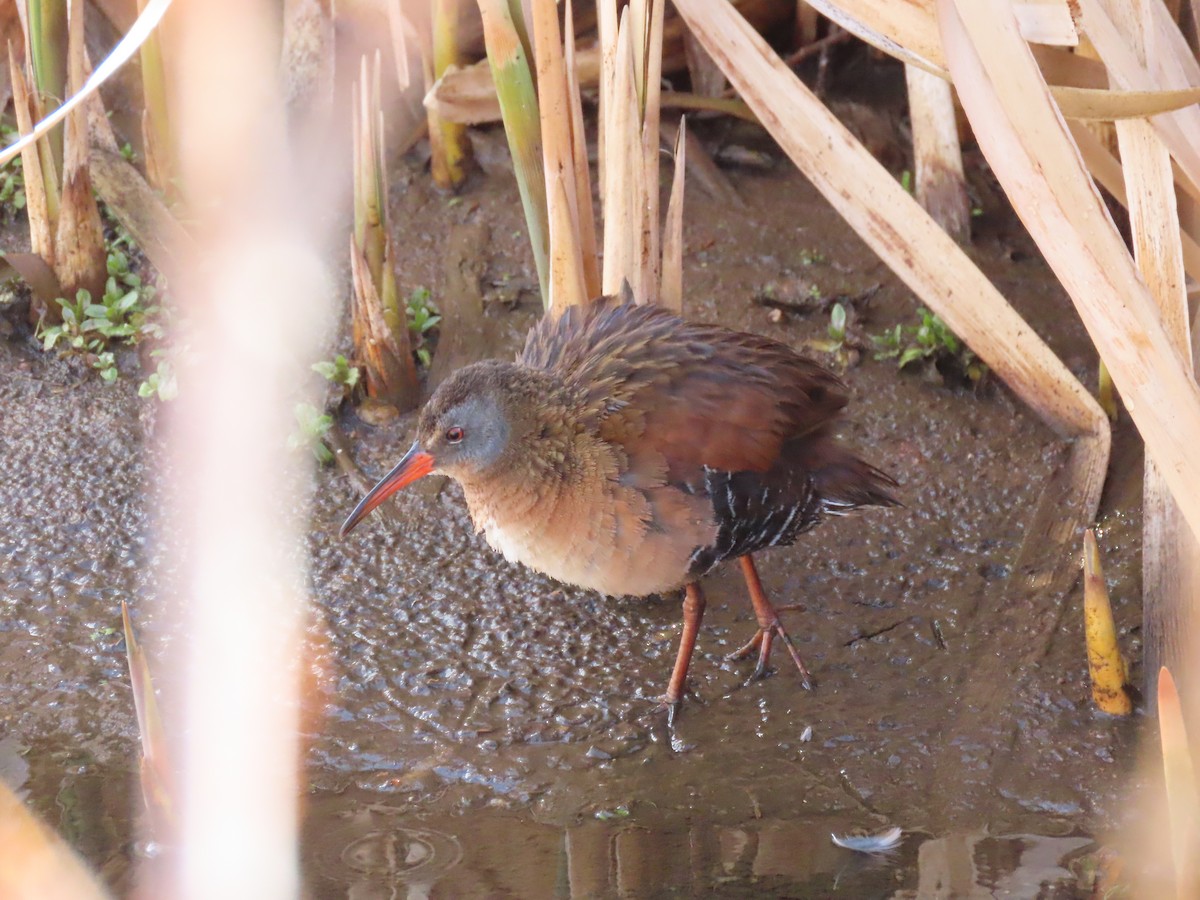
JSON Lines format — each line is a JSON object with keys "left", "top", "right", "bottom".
{"left": 289, "top": 402, "right": 334, "bottom": 464}
{"left": 36, "top": 248, "right": 162, "bottom": 383}
{"left": 313, "top": 355, "right": 360, "bottom": 393}
{"left": 804, "top": 301, "right": 862, "bottom": 368}
{"left": 138, "top": 353, "right": 178, "bottom": 401}
{"left": 827, "top": 301, "right": 847, "bottom": 349}
{"left": 0, "top": 122, "right": 27, "bottom": 220}
{"left": 900, "top": 169, "right": 913, "bottom": 194}
{"left": 873, "top": 307, "right": 986, "bottom": 384}
{"left": 406, "top": 287, "right": 441, "bottom": 368}
{"left": 312, "top": 354, "right": 360, "bottom": 407}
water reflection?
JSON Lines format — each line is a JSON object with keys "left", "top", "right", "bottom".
{"left": 303, "top": 791, "right": 1095, "bottom": 899}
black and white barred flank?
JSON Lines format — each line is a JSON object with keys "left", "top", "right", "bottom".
{"left": 685, "top": 452, "right": 898, "bottom": 580}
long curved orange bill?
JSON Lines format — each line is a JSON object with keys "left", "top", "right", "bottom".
{"left": 339, "top": 441, "right": 434, "bottom": 536}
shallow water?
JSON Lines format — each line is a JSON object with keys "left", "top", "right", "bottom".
{"left": 0, "top": 115, "right": 1148, "bottom": 897}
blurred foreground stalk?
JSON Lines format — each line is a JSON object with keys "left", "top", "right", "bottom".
{"left": 159, "top": 0, "right": 333, "bottom": 894}
{"left": 0, "top": 779, "right": 107, "bottom": 900}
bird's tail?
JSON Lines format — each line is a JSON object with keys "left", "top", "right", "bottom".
{"left": 811, "top": 453, "right": 901, "bottom": 513}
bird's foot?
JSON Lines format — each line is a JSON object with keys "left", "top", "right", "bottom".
{"left": 726, "top": 617, "right": 814, "bottom": 690}
{"left": 657, "top": 691, "right": 684, "bottom": 728}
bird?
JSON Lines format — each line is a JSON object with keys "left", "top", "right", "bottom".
{"left": 340, "top": 294, "right": 898, "bottom": 722}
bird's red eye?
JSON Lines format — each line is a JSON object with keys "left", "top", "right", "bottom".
{"left": 445, "top": 426, "right": 465, "bottom": 444}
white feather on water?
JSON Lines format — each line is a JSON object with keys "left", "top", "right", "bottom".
{"left": 831, "top": 827, "right": 903, "bottom": 853}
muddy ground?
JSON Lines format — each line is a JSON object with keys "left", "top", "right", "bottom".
{"left": 0, "top": 72, "right": 1152, "bottom": 897}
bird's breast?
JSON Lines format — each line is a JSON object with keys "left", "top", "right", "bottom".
{"left": 460, "top": 471, "right": 717, "bottom": 598}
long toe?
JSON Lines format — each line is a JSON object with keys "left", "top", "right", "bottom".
{"left": 726, "top": 628, "right": 764, "bottom": 662}
{"left": 732, "top": 621, "right": 814, "bottom": 688}
{"left": 751, "top": 628, "right": 775, "bottom": 680}
{"left": 737, "top": 556, "right": 814, "bottom": 690}
{"left": 772, "top": 622, "right": 814, "bottom": 690}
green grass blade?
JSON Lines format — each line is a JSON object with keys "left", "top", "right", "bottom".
{"left": 477, "top": 0, "right": 549, "bottom": 308}
{"left": 26, "top": 0, "right": 67, "bottom": 176}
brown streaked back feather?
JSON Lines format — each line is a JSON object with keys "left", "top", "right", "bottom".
{"left": 520, "top": 298, "right": 847, "bottom": 481}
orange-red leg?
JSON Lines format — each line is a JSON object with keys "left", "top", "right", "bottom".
{"left": 661, "top": 582, "right": 706, "bottom": 724}
{"left": 727, "top": 554, "right": 813, "bottom": 689}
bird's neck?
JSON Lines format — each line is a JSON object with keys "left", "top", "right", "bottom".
{"left": 455, "top": 382, "right": 616, "bottom": 532}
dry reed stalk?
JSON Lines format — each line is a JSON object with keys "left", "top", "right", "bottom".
{"left": 0, "top": 780, "right": 109, "bottom": 900}
{"left": 659, "top": 92, "right": 757, "bottom": 121}
{"left": 683, "top": 29, "right": 725, "bottom": 98}
{"left": 1081, "top": 0, "right": 1200, "bottom": 207}
{"left": 1111, "top": 0, "right": 1200, "bottom": 705}
{"left": 598, "top": 0, "right": 665, "bottom": 305}
{"left": 546, "top": 170, "right": 587, "bottom": 310}
{"left": 3, "top": 0, "right": 177, "bottom": 323}
{"left": 9, "top": 0, "right": 104, "bottom": 324}
{"left": 660, "top": 115, "right": 686, "bottom": 313}
{"left": 672, "top": 0, "right": 1107, "bottom": 451}
{"left": 351, "top": 53, "right": 419, "bottom": 409}
{"left": 792, "top": 0, "right": 1200, "bottom": 120}
{"left": 1067, "top": 120, "right": 1200, "bottom": 282}
{"left": 122, "top": 600, "right": 176, "bottom": 836}
{"left": 1157, "top": 667, "right": 1200, "bottom": 898}
{"left": 430, "top": 0, "right": 473, "bottom": 189}
{"left": 601, "top": 8, "right": 645, "bottom": 299}
{"left": 660, "top": 117, "right": 743, "bottom": 207}
{"left": 564, "top": 1, "right": 601, "bottom": 300}
{"left": 430, "top": 0, "right": 797, "bottom": 127}
{"left": 596, "top": 0, "right": 618, "bottom": 204}
{"left": 1053, "top": 84, "right": 1200, "bottom": 120}
{"left": 52, "top": 0, "right": 105, "bottom": 304}
{"left": 639, "top": 0, "right": 665, "bottom": 306}
{"left": 7, "top": 52, "right": 54, "bottom": 280}
{"left": 797, "top": 0, "right": 1082, "bottom": 74}
{"left": 1096, "top": 361, "right": 1118, "bottom": 420}
{"left": 1082, "top": 530, "right": 1132, "bottom": 715}
{"left": 17, "top": 0, "right": 65, "bottom": 193}
{"left": 136, "top": 0, "right": 173, "bottom": 192}
{"left": 0, "top": 0, "right": 175, "bottom": 171}
{"left": 531, "top": 0, "right": 588, "bottom": 311}
{"left": 905, "top": 63, "right": 969, "bottom": 242}
{"left": 939, "top": 0, "right": 1200, "bottom": 545}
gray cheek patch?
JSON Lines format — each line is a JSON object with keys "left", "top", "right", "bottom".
{"left": 446, "top": 395, "right": 511, "bottom": 470}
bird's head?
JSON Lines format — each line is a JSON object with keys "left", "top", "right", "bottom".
{"left": 339, "top": 361, "right": 544, "bottom": 536}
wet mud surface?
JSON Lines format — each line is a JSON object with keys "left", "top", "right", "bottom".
{"left": 0, "top": 115, "right": 1149, "bottom": 896}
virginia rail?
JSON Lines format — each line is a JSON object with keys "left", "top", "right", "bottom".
{"left": 341, "top": 296, "right": 897, "bottom": 721}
